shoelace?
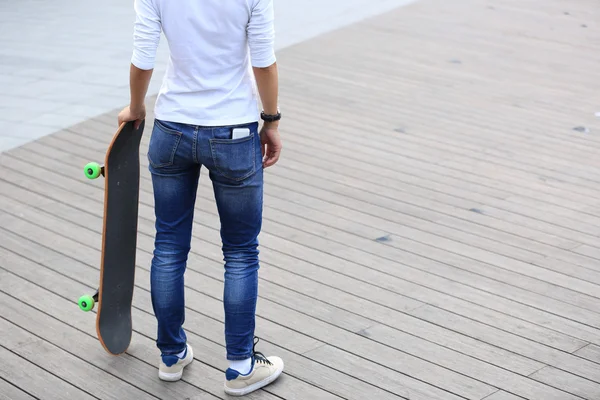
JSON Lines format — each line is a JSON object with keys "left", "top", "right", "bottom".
{"left": 252, "top": 337, "right": 273, "bottom": 366}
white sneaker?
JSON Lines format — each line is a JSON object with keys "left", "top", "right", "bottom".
{"left": 224, "top": 339, "right": 284, "bottom": 396}
{"left": 158, "top": 344, "right": 194, "bottom": 381}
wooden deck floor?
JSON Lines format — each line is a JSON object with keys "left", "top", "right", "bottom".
{"left": 2, "top": 0, "right": 600, "bottom": 399}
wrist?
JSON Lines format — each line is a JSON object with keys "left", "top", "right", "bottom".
{"left": 263, "top": 120, "right": 279, "bottom": 130}
{"left": 260, "top": 110, "right": 281, "bottom": 123}
{"left": 130, "top": 103, "right": 145, "bottom": 115}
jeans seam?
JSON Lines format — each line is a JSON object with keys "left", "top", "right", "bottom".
{"left": 227, "top": 353, "right": 254, "bottom": 361}
{"left": 192, "top": 126, "right": 199, "bottom": 164}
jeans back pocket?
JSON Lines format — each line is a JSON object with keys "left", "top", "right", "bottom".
{"left": 209, "top": 133, "right": 256, "bottom": 181}
{"left": 148, "top": 119, "right": 183, "bottom": 168}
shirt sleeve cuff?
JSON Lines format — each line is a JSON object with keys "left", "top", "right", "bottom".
{"left": 251, "top": 53, "right": 276, "bottom": 68}
{"left": 131, "top": 52, "right": 155, "bottom": 70}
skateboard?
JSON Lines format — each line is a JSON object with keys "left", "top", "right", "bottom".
{"left": 76, "top": 120, "right": 145, "bottom": 355}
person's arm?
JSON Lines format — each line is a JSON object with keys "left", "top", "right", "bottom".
{"left": 248, "top": 0, "right": 279, "bottom": 119}
{"left": 118, "top": 0, "right": 161, "bottom": 128}
{"left": 248, "top": 0, "right": 282, "bottom": 167}
{"left": 129, "top": 65, "right": 153, "bottom": 113}
{"left": 252, "top": 64, "right": 279, "bottom": 120}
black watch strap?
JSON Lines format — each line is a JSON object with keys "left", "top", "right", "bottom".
{"left": 260, "top": 111, "right": 281, "bottom": 122}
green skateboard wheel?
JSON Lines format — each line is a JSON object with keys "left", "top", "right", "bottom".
{"left": 84, "top": 162, "right": 102, "bottom": 179}
{"left": 78, "top": 294, "right": 95, "bottom": 311}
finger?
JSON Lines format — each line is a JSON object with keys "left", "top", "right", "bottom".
{"left": 263, "top": 149, "right": 280, "bottom": 168}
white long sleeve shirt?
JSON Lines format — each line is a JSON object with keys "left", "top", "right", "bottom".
{"left": 131, "top": 0, "right": 276, "bottom": 126}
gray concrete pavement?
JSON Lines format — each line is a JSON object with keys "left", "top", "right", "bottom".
{"left": 0, "top": 0, "right": 417, "bottom": 152}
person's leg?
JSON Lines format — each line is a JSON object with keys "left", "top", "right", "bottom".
{"left": 200, "top": 122, "right": 283, "bottom": 395}
{"left": 147, "top": 119, "right": 199, "bottom": 379}
{"left": 207, "top": 123, "right": 263, "bottom": 360}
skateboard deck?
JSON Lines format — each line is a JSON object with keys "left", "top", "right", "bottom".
{"left": 77, "top": 120, "right": 145, "bottom": 355}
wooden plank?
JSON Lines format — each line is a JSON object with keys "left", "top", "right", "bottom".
{"left": 363, "top": 323, "right": 600, "bottom": 397}
{"left": 301, "top": 344, "right": 470, "bottom": 400}
{"left": 411, "top": 305, "right": 600, "bottom": 384}
{"left": 529, "top": 366, "right": 600, "bottom": 400}
{"left": 0, "top": 317, "right": 161, "bottom": 400}
{"left": 482, "top": 391, "right": 526, "bottom": 400}
{"left": 574, "top": 344, "right": 600, "bottom": 364}
{"left": 573, "top": 245, "right": 600, "bottom": 261}
{"left": 262, "top": 152, "right": 579, "bottom": 253}
{"left": 0, "top": 346, "right": 96, "bottom": 400}
{"left": 0, "top": 378, "right": 36, "bottom": 400}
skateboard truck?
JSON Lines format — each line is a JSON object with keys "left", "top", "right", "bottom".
{"left": 77, "top": 162, "right": 104, "bottom": 311}
{"left": 78, "top": 289, "right": 99, "bottom": 312}
{"left": 84, "top": 162, "right": 105, "bottom": 179}
{"left": 78, "top": 161, "right": 102, "bottom": 311}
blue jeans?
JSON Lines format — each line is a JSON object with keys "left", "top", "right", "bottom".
{"left": 147, "top": 118, "right": 263, "bottom": 361}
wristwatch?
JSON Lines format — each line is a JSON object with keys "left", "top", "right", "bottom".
{"left": 260, "top": 110, "right": 281, "bottom": 122}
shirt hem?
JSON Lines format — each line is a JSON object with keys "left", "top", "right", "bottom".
{"left": 153, "top": 112, "right": 260, "bottom": 127}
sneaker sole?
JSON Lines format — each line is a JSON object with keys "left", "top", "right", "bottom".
{"left": 159, "top": 346, "right": 194, "bottom": 382}
{"left": 224, "top": 364, "right": 284, "bottom": 396}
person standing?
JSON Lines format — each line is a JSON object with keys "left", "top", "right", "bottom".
{"left": 117, "top": 0, "right": 284, "bottom": 396}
